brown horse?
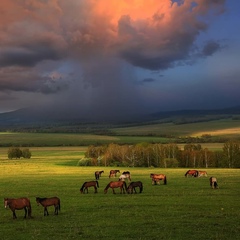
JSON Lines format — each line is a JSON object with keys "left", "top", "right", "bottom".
{"left": 209, "top": 177, "right": 218, "bottom": 189}
{"left": 95, "top": 170, "right": 104, "bottom": 180}
{"left": 127, "top": 181, "right": 143, "bottom": 194}
{"left": 104, "top": 181, "right": 127, "bottom": 194}
{"left": 80, "top": 181, "right": 99, "bottom": 193}
{"left": 184, "top": 170, "right": 199, "bottom": 177}
{"left": 36, "top": 197, "right": 60, "bottom": 216}
{"left": 4, "top": 197, "right": 32, "bottom": 219}
{"left": 150, "top": 173, "right": 167, "bottom": 185}
{"left": 109, "top": 170, "right": 120, "bottom": 178}
{"left": 198, "top": 171, "right": 207, "bottom": 177}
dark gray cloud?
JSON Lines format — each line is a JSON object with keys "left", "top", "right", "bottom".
{"left": 202, "top": 40, "right": 222, "bottom": 56}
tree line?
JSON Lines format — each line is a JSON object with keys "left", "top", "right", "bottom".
{"left": 84, "top": 141, "right": 240, "bottom": 168}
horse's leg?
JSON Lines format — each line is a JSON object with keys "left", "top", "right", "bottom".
{"left": 55, "top": 205, "right": 58, "bottom": 215}
{"left": 24, "top": 207, "right": 27, "bottom": 218}
{"left": 94, "top": 186, "right": 97, "bottom": 193}
{"left": 12, "top": 210, "right": 17, "bottom": 219}
{"left": 112, "top": 188, "right": 116, "bottom": 194}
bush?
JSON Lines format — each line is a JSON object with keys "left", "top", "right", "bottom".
{"left": 22, "top": 148, "right": 32, "bottom": 159}
{"left": 77, "top": 158, "right": 92, "bottom": 166}
{"left": 7, "top": 147, "right": 32, "bottom": 159}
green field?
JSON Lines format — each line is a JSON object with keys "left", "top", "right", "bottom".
{"left": 0, "top": 147, "right": 239, "bottom": 240}
{"left": 112, "top": 118, "right": 240, "bottom": 138}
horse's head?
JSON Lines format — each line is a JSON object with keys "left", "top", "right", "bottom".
{"left": 36, "top": 197, "right": 41, "bottom": 206}
{"left": 4, "top": 198, "right": 9, "bottom": 208}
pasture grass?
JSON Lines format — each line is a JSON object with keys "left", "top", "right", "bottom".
{"left": 0, "top": 147, "right": 239, "bottom": 240}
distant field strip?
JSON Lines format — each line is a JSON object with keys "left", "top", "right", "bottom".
{"left": 192, "top": 127, "right": 240, "bottom": 137}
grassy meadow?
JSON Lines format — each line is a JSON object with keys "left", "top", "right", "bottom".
{"left": 0, "top": 147, "right": 239, "bottom": 240}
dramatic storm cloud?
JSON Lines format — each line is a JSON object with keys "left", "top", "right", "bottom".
{"left": 0, "top": 0, "right": 239, "bottom": 119}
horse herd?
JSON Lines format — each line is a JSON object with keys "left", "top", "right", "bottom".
{"left": 3, "top": 169, "right": 218, "bottom": 220}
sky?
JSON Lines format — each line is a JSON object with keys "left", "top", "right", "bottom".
{"left": 0, "top": 0, "right": 240, "bottom": 120}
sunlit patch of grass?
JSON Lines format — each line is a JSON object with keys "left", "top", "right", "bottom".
{"left": 0, "top": 148, "right": 239, "bottom": 240}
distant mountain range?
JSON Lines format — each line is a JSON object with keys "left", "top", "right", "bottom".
{"left": 0, "top": 105, "right": 240, "bottom": 130}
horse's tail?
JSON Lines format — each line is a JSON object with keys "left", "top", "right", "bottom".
{"left": 80, "top": 182, "right": 86, "bottom": 193}
{"left": 28, "top": 200, "right": 32, "bottom": 217}
{"left": 95, "top": 172, "right": 97, "bottom": 179}
{"left": 123, "top": 181, "right": 127, "bottom": 191}
{"left": 140, "top": 183, "right": 143, "bottom": 193}
{"left": 164, "top": 176, "right": 167, "bottom": 185}
{"left": 96, "top": 181, "right": 99, "bottom": 188}
{"left": 58, "top": 199, "right": 61, "bottom": 211}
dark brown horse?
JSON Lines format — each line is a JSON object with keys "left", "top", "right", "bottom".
{"left": 127, "top": 181, "right": 143, "bottom": 194}
{"left": 109, "top": 170, "right": 120, "bottom": 178}
{"left": 184, "top": 170, "right": 199, "bottom": 177}
{"left": 209, "top": 177, "right": 218, "bottom": 189}
{"left": 4, "top": 197, "right": 32, "bottom": 219}
{"left": 36, "top": 197, "right": 60, "bottom": 216}
{"left": 95, "top": 170, "right": 104, "bottom": 180}
{"left": 104, "top": 181, "right": 127, "bottom": 194}
{"left": 80, "top": 181, "right": 99, "bottom": 193}
{"left": 150, "top": 173, "right": 167, "bottom": 185}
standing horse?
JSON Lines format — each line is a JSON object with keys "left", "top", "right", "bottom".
{"left": 209, "top": 177, "right": 218, "bottom": 189}
{"left": 127, "top": 181, "right": 143, "bottom": 194}
{"left": 80, "top": 181, "right": 99, "bottom": 193}
{"left": 198, "top": 171, "right": 207, "bottom": 177}
{"left": 120, "top": 171, "right": 131, "bottom": 181}
{"left": 104, "top": 181, "right": 127, "bottom": 194}
{"left": 109, "top": 170, "right": 120, "bottom": 178}
{"left": 119, "top": 171, "right": 131, "bottom": 182}
{"left": 95, "top": 170, "right": 104, "bottom": 180}
{"left": 150, "top": 173, "right": 167, "bottom": 185}
{"left": 4, "top": 197, "right": 32, "bottom": 219}
{"left": 184, "top": 170, "right": 199, "bottom": 177}
{"left": 36, "top": 197, "right": 60, "bottom": 216}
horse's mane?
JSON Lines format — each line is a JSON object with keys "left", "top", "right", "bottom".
{"left": 36, "top": 197, "right": 47, "bottom": 202}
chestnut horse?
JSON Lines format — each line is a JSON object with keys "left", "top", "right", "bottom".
{"left": 104, "top": 181, "right": 127, "bottom": 194}
{"left": 109, "top": 170, "right": 120, "bottom": 178}
{"left": 80, "top": 181, "right": 99, "bottom": 193}
{"left": 127, "top": 181, "right": 143, "bottom": 194}
{"left": 209, "top": 177, "right": 218, "bottom": 189}
{"left": 95, "top": 170, "right": 104, "bottom": 180}
{"left": 184, "top": 170, "right": 199, "bottom": 177}
{"left": 150, "top": 173, "right": 167, "bottom": 185}
{"left": 4, "top": 197, "right": 32, "bottom": 219}
{"left": 36, "top": 197, "right": 60, "bottom": 216}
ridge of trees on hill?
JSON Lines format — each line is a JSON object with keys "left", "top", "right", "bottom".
{"left": 84, "top": 141, "right": 240, "bottom": 168}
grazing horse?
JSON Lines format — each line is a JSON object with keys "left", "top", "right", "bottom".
{"left": 36, "top": 197, "right": 60, "bottom": 216}
{"left": 109, "top": 170, "right": 120, "bottom": 178}
{"left": 198, "top": 171, "right": 207, "bottom": 177}
{"left": 209, "top": 177, "right": 218, "bottom": 189}
{"left": 80, "top": 181, "right": 99, "bottom": 193}
{"left": 150, "top": 173, "right": 167, "bottom": 185}
{"left": 104, "top": 181, "right": 127, "bottom": 194}
{"left": 119, "top": 171, "right": 131, "bottom": 182}
{"left": 4, "top": 197, "right": 32, "bottom": 219}
{"left": 95, "top": 170, "right": 104, "bottom": 180}
{"left": 127, "top": 181, "right": 143, "bottom": 194}
{"left": 184, "top": 170, "right": 199, "bottom": 177}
